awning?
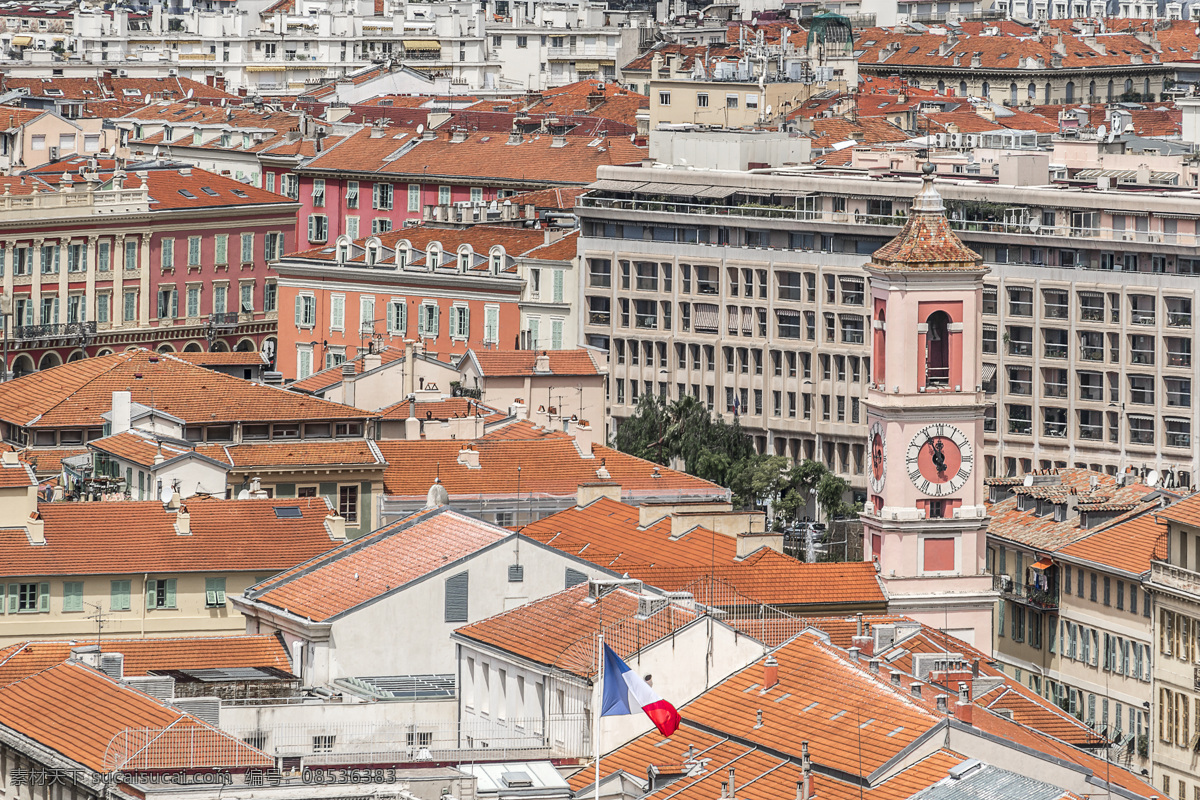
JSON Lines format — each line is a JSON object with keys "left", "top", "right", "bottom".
{"left": 10, "top": 35, "right": 32, "bottom": 46}
{"left": 981, "top": 363, "right": 996, "bottom": 382}
{"left": 694, "top": 303, "right": 719, "bottom": 329}
{"left": 575, "top": 61, "right": 601, "bottom": 71}
{"left": 590, "top": 179, "right": 645, "bottom": 192}
{"left": 403, "top": 40, "right": 441, "bottom": 51}
{"left": 775, "top": 308, "right": 801, "bottom": 318}
{"left": 695, "top": 186, "right": 737, "bottom": 199}
{"left": 1031, "top": 558, "right": 1053, "bottom": 571}
{"left": 245, "top": 65, "right": 286, "bottom": 72}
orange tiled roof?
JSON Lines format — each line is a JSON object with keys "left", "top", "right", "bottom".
{"left": 986, "top": 469, "right": 1158, "bottom": 552}
{"left": 506, "top": 186, "right": 588, "bottom": 210}
{"left": 0, "top": 349, "right": 367, "bottom": 429}
{"left": 455, "top": 583, "right": 703, "bottom": 677}
{"left": 0, "top": 498, "right": 340, "bottom": 577}
{"left": 1056, "top": 510, "right": 1165, "bottom": 575}
{"left": 377, "top": 438, "right": 721, "bottom": 498}
{"left": 376, "top": 396, "right": 506, "bottom": 423}
{"left": 478, "top": 419, "right": 570, "bottom": 440}
{"left": 0, "top": 634, "right": 291, "bottom": 685}
{"left": 247, "top": 507, "right": 506, "bottom": 622}
{"left": 171, "top": 351, "right": 270, "bottom": 367}
{"left": 0, "top": 105, "right": 46, "bottom": 129}
{"left": 218, "top": 439, "right": 385, "bottom": 470}
{"left": 302, "top": 127, "right": 646, "bottom": 184}
{"left": 809, "top": 116, "right": 911, "bottom": 148}
{"left": 521, "top": 498, "right": 885, "bottom": 608}
{"left": 19, "top": 447, "right": 89, "bottom": 477}
{"left": 89, "top": 430, "right": 223, "bottom": 470}
{"left": 464, "top": 348, "right": 601, "bottom": 377}
{"left": 0, "top": 459, "right": 36, "bottom": 488}
{"left": 286, "top": 345, "right": 408, "bottom": 395}
{"left": 0, "top": 661, "right": 269, "bottom": 772}
{"left": 870, "top": 176, "right": 982, "bottom": 271}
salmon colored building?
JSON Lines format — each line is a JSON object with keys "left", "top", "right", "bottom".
{"left": 273, "top": 224, "right": 573, "bottom": 380}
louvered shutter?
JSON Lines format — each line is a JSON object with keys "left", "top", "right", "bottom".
{"left": 553, "top": 269, "right": 564, "bottom": 303}
{"left": 294, "top": 296, "right": 304, "bottom": 326}
{"left": 165, "top": 579, "right": 177, "bottom": 608}
{"left": 38, "top": 583, "right": 49, "bottom": 612}
{"left": 565, "top": 568, "right": 587, "bottom": 589}
{"left": 444, "top": 571, "right": 468, "bottom": 623}
{"left": 147, "top": 579, "right": 157, "bottom": 608}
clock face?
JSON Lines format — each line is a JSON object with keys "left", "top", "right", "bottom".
{"left": 906, "top": 423, "right": 973, "bottom": 497}
{"left": 869, "top": 421, "right": 886, "bottom": 495}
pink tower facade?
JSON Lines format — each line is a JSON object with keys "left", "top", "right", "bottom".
{"left": 860, "top": 167, "right": 997, "bottom": 653}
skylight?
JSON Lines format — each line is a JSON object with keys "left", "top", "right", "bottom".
{"left": 178, "top": 189, "right": 196, "bottom": 199}
{"left": 273, "top": 506, "right": 303, "bottom": 518}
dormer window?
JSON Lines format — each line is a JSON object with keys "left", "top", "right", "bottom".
{"left": 490, "top": 250, "right": 503, "bottom": 274}
{"left": 365, "top": 237, "right": 382, "bottom": 267}
{"left": 396, "top": 242, "right": 409, "bottom": 268}
{"left": 458, "top": 247, "right": 471, "bottom": 272}
{"left": 429, "top": 247, "right": 441, "bottom": 270}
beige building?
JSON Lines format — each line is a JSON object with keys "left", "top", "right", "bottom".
{"left": 1148, "top": 493, "right": 1200, "bottom": 800}
{"left": 457, "top": 348, "right": 609, "bottom": 441}
{"left": 649, "top": 77, "right": 849, "bottom": 130}
{"left": 0, "top": 105, "right": 114, "bottom": 171}
{"left": 0, "top": 494, "right": 347, "bottom": 644}
{"left": 985, "top": 470, "right": 1168, "bottom": 774}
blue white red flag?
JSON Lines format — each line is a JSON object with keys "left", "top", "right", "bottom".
{"left": 600, "top": 644, "right": 681, "bottom": 737}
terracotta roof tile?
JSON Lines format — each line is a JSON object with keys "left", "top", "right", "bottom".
{"left": 0, "top": 634, "right": 291, "bottom": 685}
{"left": 172, "top": 351, "right": 270, "bottom": 367}
{"left": 456, "top": 583, "right": 703, "bottom": 677}
{"left": 0, "top": 662, "right": 269, "bottom": 772}
{"left": 870, "top": 177, "right": 982, "bottom": 271}
{"left": 0, "top": 349, "right": 367, "bottom": 429}
{"left": 89, "top": 430, "right": 221, "bottom": 470}
{"left": 377, "top": 396, "right": 506, "bottom": 423}
{"left": 20, "top": 448, "right": 89, "bottom": 477}
{"left": 464, "top": 348, "right": 601, "bottom": 377}
{"left": 377, "top": 439, "right": 721, "bottom": 498}
{"left": 506, "top": 186, "right": 588, "bottom": 210}
{"left": 218, "top": 440, "right": 385, "bottom": 469}
{"left": 247, "top": 507, "right": 506, "bottom": 622}
{"left": 1056, "top": 511, "right": 1165, "bottom": 575}
{"left": 0, "top": 459, "right": 36, "bottom": 488}
{"left": 0, "top": 498, "right": 341, "bottom": 576}
{"left": 286, "top": 345, "right": 408, "bottom": 394}
{"left": 521, "top": 498, "right": 884, "bottom": 608}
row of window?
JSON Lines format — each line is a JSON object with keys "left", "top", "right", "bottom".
{"left": 993, "top": 367, "right": 1193, "bottom": 409}
{"left": 996, "top": 327, "right": 1193, "bottom": 369}
{"left": 0, "top": 233, "right": 283, "bottom": 277}
{"left": 995, "top": 287, "right": 1192, "bottom": 327}
{"left": 587, "top": 261, "right": 866, "bottom": 308}
{"left": 1159, "top": 688, "right": 1200, "bottom": 750}
{"left": 293, "top": 294, "right": 500, "bottom": 342}
{"left": 285, "top": 177, "right": 487, "bottom": 214}
{"left": 1000, "top": 404, "right": 1191, "bottom": 448}
{"left": 9, "top": 283, "right": 278, "bottom": 328}
{"left": 1, "top": 578, "right": 226, "bottom": 613}
{"left": 1160, "top": 610, "right": 1200, "bottom": 664}
{"left": 658, "top": 90, "right": 761, "bottom": 111}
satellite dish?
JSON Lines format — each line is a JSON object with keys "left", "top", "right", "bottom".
{"left": 1022, "top": 474, "right": 1034, "bottom": 487}
{"left": 151, "top": 145, "right": 160, "bottom": 159}
{"left": 1147, "top": 469, "right": 1161, "bottom": 487}
{"left": 185, "top": 88, "right": 193, "bottom": 100}
{"left": 1096, "top": 124, "right": 1106, "bottom": 141}
{"left": 766, "top": 104, "right": 773, "bottom": 116}
{"left": 144, "top": 96, "right": 152, "bottom": 105}
{"left": 237, "top": 488, "right": 251, "bottom": 500}
{"left": 160, "top": 485, "right": 173, "bottom": 504}
{"left": 1028, "top": 218, "right": 1040, "bottom": 233}
{"left": 416, "top": 123, "right": 425, "bottom": 135}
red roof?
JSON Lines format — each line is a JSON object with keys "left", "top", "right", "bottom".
{"left": 0, "top": 349, "right": 367, "bottom": 429}
{"left": 456, "top": 583, "right": 703, "bottom": 677}
{"left": 0, "top": 498, "right": 341, "bottom": 576}
{"left": 377, "top": 396, "right": 506, "bottom": 423}
{"left": 464, "top": 348, "right": 602, "bottom": 377}
{"left": 0, "top": 459, "right": 36, "bottom": 488}
{"left": 0, "top": 662, "right": 269, "bottom": 772}
{"left": 522, "top": 498, "right": 885, "bottom": 608}
{"left": 248, "top": 507, "right": 506, "bottom": 622}
{"left": 1056, "top": 510, "right": 1165, "bottom": 575}
{"left": 870, "top": 176, "right": 982, "bottom": 271}
{"left": 0, "top": 634, "right": 291, "bottom": 685}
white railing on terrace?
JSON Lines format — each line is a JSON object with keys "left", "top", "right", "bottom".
{"left": 225, "top": 715, "right": 590, "bottom": 764}
{"left": 577, "top": 195, "right": 1200, "bottom": 250}
{"left": 0, "top": 186, "right": 150, "bottom": 214}
{"left": 379, "top": 486, "right": 730, "bottom": 523}
{"left": 1150, "top": 560, "right": 1200, "bottom": 596}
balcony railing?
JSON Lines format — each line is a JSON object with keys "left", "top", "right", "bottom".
{"left": 1008, "top": 341, "right": 1033, "bottom": 357}
{"left": 208, "top": 312, "right": 239, "bottom": 330}
{"left": 994, "top": 574, "right": 1059, "bottom": 608}
{"left": 1079, "top": 423, "right": 1103, "bottom": 440}
{"left": 1130, "top": 311, "right": 1156, "bottom": 326}
{"left": 635, "top": 314, "right": 658, "bottom": 330}
{"left": 12, "top": 321, "right": 97, "bottom": 341}
{"left": 1167, "top": 312, "right": 1192, "bottom": 328}
{"left": 1009, "top": 419, "right": 1032, "bottom": 435}
{"left": 1080, "top": 386, "right": 1103, "bottom": 401}
{"left": 1167, "top": 351, "right": 1192, "bottom": 368}
{"left": 1044, "top": 422, "right": 1068, "bottom": 438}
{"left": 1044, "top": 344, "right": 1068, "bottom": 359}
{"left": 1045, "top": 382, "right": 1068, "bottom": 398}
{"left": 1151, "top": 559, "right": 1200, "bottom": 597}
{"left": 1080, "top": 346, "right": 1103, "bottom": 362}
{"left": 1044, "top": 303, "right": 1068, "bottom": 319}
{"left": 1080, "top": 306, "right": 1104, "bottom": 322}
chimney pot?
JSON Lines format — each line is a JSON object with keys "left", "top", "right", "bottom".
{"left": 174, "top": 504, "right": 191, "bottom": 535}
{"left": 762, "top": 655, "right": 779, "bottom": 690}
{"left": 910, "top": 682, "right": 922, "bottom": 698}
{"left": 848, "top": 647, "right": 860, "bottom": 663}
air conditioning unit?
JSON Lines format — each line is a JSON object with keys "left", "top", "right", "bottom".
{"left": 48, "top": 146, "right": 58, "bottom": 160}
{"left": 167, "top": 67, "right": 178, "bottom": 76}
{"left": 117, "top": 69, "right": 129, "bottom": 77}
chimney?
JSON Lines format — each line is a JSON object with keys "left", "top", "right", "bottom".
{"left": 848, "top": 647, "right": 860, "bottom": 663}
{"left": 799, "top": 742, "right": 811, "bottom": 800}
{"left": 111, "top": 390, "right": 131, "bottom": 434}
{"left": 1, "top": 450, "right": 18, "bottom": 466}
{"left": 910, "top": 682, "right": 922, "bottom": 698}
{"left": 341, "top": 361, "right": 357, "bottom": 408}
{"left": 153, "top": 442, "right": 165, "bottom": 465}
{"left": 936, "top": 694, "right": 949, "bottom": 713}
{"left": 457, "top": 444, "right": 481, "bottom": 469}
{"left": 363, "top": 351, "right": 382, "bottom": 372}
{"left": 955, "top": 682, "right": 974, "bottom": 726}
{"left": 325, "top": 511, "right": 347, "bottom": 540}
{"left": 727, "top": 768, "right": 735, "bottom": 799}
{"left": 867, "top": 658, "right": 881, "bottom": 674}
{"left": 250, "top": 477, "right": 268, "bottom": 499}
{"left": 762, "top": 655, "right": 778, "bottom": 690}
{"left": 851, "top": 635, "right": 874, "bottom": 656}
{"left": 174, "top": 504, "right": 190, "bottom": 535}
{"left": 551, "top": 134, "right": 568, "bottom": 148}
{"left": 26, "top": 511, "right": 45, "bottom": 545}
{"left": 533, "top": 351, "right": 551, "bottom": 372}
{"left": 167, "top": 488, "right": 181, "bottom": 510}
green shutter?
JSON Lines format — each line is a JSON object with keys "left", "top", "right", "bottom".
{"left": 37, "top": 583, "right": 49, "bottom": 612}
{"left": 7, "top": 584, "right": 17, "bottom": 613}
{"left": 112, "top": 580, "right": 131, "bottom": 611}
{"left": 165, "top": 579, "right": 177, "bottom": 609}
{"left": 216, "top": 578, "right": 226, "bottom": 605}
{"left": 553, "top": 269, "right": 564, "bottom": 303}
{"left": 295, "top": 295, "right": 304, "bottom": 326}
{"left": 147, "top": 579, "right": 157, "bottom": 609}
{"left": 63, "top": 582, "right": 83, "bottom": 612}
{"left": 205, "top": 577, "right": 226, "bottom": 606}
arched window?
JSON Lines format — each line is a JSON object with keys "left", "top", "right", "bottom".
{"left": 1089, "top": 80, "right": 1096, "bottom": 101}
{"left": 428, "top": 245, "right": 441, "bottom": 270}
{"left": 489, "top": 248, "right": 505, "bottom": 274}
{"left": 335, "top": 235, "right": 352, "bottom": 264}
{"left": 1143, "top": 77, "right": 1151, "bottom": 98}
{"left": 874, "top": 307, "right": 886, "bottom": 385}
{"left": 396, "top": 241, "right": 410, "bottom": 268}
{"left": 981, "top": 81, "right": 991, "bottom": 98}
{"left": 925, "top": 311, "right": 951, "bottom": 386}
{"left": 1107, "top": 79, "right": 1115, "bottom": 101}
{"left": 1124, "top": 78, "right": 1133, "bottom": 95}
{"left": 1010, "top": 83, "right": 1020, "bottom": 104}
{"left": 365, "top": 237, "right": 382, "bottom": 267}
{"left": 1064, "top": 81, "right": 1075, "bottom": 103}
{"left": 1043, "top": 82, "right": 1052, "bottom": 103}
{"left": 959, "top": 80, "right": 968, "bottom": 97}
{"left": 458, "top": 246, "right": 472, "bottom": 272}
{"left": 937, "top": 79, "right": 945, "bottom": 94}
{"left": 1026, "top": 82, "right": 1036, "bottom": 101}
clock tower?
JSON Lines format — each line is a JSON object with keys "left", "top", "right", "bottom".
{"left": 861, "top": 166, "right": 996, "bottom": 653}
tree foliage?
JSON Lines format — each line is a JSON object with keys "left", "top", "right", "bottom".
{"left": 611, "top": 396, "right": 857, "bottom": 521}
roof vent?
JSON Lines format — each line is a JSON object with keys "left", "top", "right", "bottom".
{"left": 501, "top": 772, "right": 533, "bottom": 789}
{"left": 99, "top": 653, "right": 125, "bottom": 680}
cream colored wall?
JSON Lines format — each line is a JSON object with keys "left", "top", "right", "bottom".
{"left": 0, "top": 571, "right": 269, "bottom": 644}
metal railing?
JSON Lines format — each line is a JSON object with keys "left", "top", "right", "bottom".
{"left": 993, "top": 575, "right": 1059, "bottom": 608}
{"left": 104, "top": 725, "right": 272, "bottom": 772}
{"left": 208, "top": 312, "right": 239, "bottom": 328}
{"left": 13, "top": 321, "right": 96, "bottom": 341}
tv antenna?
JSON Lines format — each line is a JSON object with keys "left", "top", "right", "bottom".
{"left": 83, "top": 602, "right": 111, "bottom": 649}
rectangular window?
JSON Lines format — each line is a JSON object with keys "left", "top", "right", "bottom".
{"left": 484, "top": 305, "right": 499, "bottom": 344}
{"left": 98, "top": 240, "right": 111, "bottom": 272}
{"left": 387, "top": 299, "right": 407, "bottom": 334}
{"left": 439, "top": 185, "right": 451, "bottom": 205}
{"left": 359, "top": 296, "right": 375, "bottom": 335}
{"left": 213, "top": 285, "right": 227, "bottom": 315}
{"left": 110, "top": 579, "right": 131, "bottom": 611}
{"left": 346, "top": 181, "right": 359, "bottom": 209}
{"left": 205, "top": 577, "right": 227, "bottom": 607}
{"left": 373, "top": 182, "right": 394, "bottom": 211}
{"left": 450, "top": 305, "right": 470, "bottom": 339}
{"left": 241, "top": 283, "right": 253, "bottom": 313}
{"left": 312, "top": 178, "right": 325, "bottom": 208}
{"left": 41, "top": 244, "right": 58, "bottom": 274}
{"left": 264, "top": 232, "right": 282, "bottom": 261}
{"left": 188, "top": 236, "right": 201, "bottom": 266}
{"left": 146, "top": 578, "right": 177, "bottom": 609}
{"left": 346, "top": 216, "right": 360, "bottom": 240}
{"left": 97, "top": 292, "right": 110, "bottom": 324}
{"left": 160, "top": 238, "right": 174, "bottom": 269}
{"left": 295, "top": 295, "right": 316, "bottom": 327}
{"left": 123, "top": 290, "right": 137, "bottom": 322}
{"left": 124, "top": 239, "right": 138, "bottom": 271}
{"left": 241, "top": 233, "right": 254, "bottom": 264}
{"left": 265, "top": 282, "right": 277, "bottom": 312}
{"left": 339, "top": 485, "right": 359, "bottom": 523}
{"left": 418, "top": 303, "right": 440, "bottom": 338}
{"left": 215, "top": 234, "right": 228, "bottom": 265}
{"left": 308, "top": 214, "right": 328, "bottom": 243}
{"left": 444, "top": 571, "right": 468, "bottom": 623}
{"left": 407, "top": 183, "right": 420, "bottom": 212}
{"left": 553, "top": 269, "right": 564, "bottom": 303}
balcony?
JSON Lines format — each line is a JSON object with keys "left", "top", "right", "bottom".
{"left": 993, "top": 574, "right": 1059, "bottom": 608}
{"left": 1080, "top": 306, "right": 1104, "bottom": 322}
{"left": 1045, "top": 382, "right": 1068, "bottom": 398}
{"left": 1079, "top": 423, "right": 1103, "bottom": 441}
{"left": 1167, "top": 312, "right": 1192, "bottom": 328}
{"left": 635, "top": 314, "right": 658, "bottom": 330}
{"left": 1008, "top": 340, "right": 1033, "bottom": 357}
{"left": 208, "top": 312, "right": 239, "bottom": 331}
{"left": 1151, "top": 559, "right": 1200, "bottom": 597}
{"left": 1008, "top": 418, "right": 1032, "bottom": 435}
{"left": 1080, "top": 346, "right": 1103, "bottom": 362}
{"left": 13, "top": 321, "right": 97, "bottom": 341}
{"left": 1043, "top": 344, "right": 1068, "bottom": 359}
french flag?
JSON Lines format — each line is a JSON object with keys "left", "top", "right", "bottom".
{"left": 600, "top": 644, "right": 681, "bottom": 737}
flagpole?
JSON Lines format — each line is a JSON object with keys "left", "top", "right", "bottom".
{"left": 594, "top": 633, "right": 603, "bottom": 800}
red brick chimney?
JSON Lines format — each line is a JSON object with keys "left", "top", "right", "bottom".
{"left": 955, "top": 682, "right": 974, "bottom": 726}
{"left": 762, "top": 655, "right": 778, "bottom": 690}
